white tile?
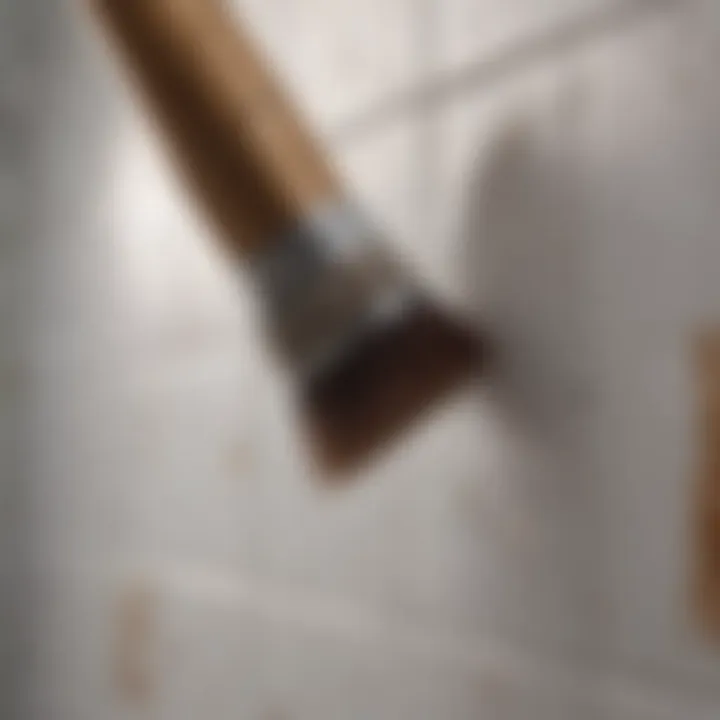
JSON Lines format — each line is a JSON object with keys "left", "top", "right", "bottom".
{"left": 233, "top": 0, "right": 420, "bottom": 131}
{"left": 433, "top": 0, "right": 656, "bottom": 78}
{"left": 335, "top": 119, "right": 419, "bottom": 258}
{"left": 155, "top": 583, "right": 271, "bottom": 720}
{"left": 150, "top": 575, "right": 581, "bottom": 720}
{"left": 253, "top": 389, "right": 597, "bottom": 665}
{"left": 561, "top": 4, "right": 720, "bottom": 687}
{"left": 117, "top": 351, "right": 277, "bottom": 571}
{"left": 26, "top": 25, "right": 275, "bottom": 572}
{"left": 27, "top": 335, "right": 279, "bottom": 575}
{"left": 23, "top": 567, "right": 123, "bottom": 720}
{"left": 431, "top": 0, "right": 720, "bottom": 690}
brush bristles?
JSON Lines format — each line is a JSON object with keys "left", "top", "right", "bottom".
{"left": 302, "top": 302, "right": 485, "bottom": 473}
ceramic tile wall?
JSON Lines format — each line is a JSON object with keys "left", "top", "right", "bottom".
{"left": 0, "top": 0, "right": 48, "bottom": 716}
{"left": 10, "top": 0, "right": 720, "bottom": 718}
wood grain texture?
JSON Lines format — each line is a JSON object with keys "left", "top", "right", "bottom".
{"left": 90, "top": 0, "right": 340, "bottom": 256}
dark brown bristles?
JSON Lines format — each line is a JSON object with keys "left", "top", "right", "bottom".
{"left": 303, "top": 302, "right": 486, "bottom": 473}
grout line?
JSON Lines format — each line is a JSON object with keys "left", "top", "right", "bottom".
{"left": 327, "top": 0, "right": 680, "bottom": 146}
{"left": 33, "top": 554, "right": 720, "bottom": 714}
{"left": 150, "top": 559, "right": 714, "bottom": 719}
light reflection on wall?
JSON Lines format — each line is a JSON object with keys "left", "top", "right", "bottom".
{"left": 106, "top": 118, "right": 246, "bottom": 347}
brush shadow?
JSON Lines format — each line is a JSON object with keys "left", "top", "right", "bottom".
{"left": 455, "top": 103, "right": 609, "bottom": 676}
{"left": 461, "top": 110, "right": 596, "bottom": 441}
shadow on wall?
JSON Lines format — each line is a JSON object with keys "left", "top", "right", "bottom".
{"left": 461, "top": 107, "right": 597, "bottom": 444}
{"left": 456, "top": 96, "right": 610, "bottom": 671}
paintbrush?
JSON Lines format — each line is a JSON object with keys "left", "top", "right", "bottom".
{"left": 88, "top": 0, "right": 484, "bottom": 472}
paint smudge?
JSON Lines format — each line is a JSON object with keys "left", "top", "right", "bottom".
{"left": 114, "top": 578, "right": 159, "bottom": 705}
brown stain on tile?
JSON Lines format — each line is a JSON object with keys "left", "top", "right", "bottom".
{"left": 693, "top": 330, "right": 720, "bottom": 638}
{"left": 114, "top": 578, "right": 159, "bottom": 706}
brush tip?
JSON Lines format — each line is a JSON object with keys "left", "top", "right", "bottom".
{"left": 301, "top": 301, "right": 486, "bottom": 474}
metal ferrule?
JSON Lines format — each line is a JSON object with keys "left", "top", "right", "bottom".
{"left": 248, "top": 200, "right": 416, "bottom": 379}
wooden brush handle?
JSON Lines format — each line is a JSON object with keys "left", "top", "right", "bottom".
{"left": 90, "top": 0, "right": 341, "bottom": 256}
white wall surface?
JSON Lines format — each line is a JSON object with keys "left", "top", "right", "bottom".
{"left": 7, "top": 0, "right": 720, "bottom": 718}
{"left": 1, "top": 0, "right": 47, "bottom": 715}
